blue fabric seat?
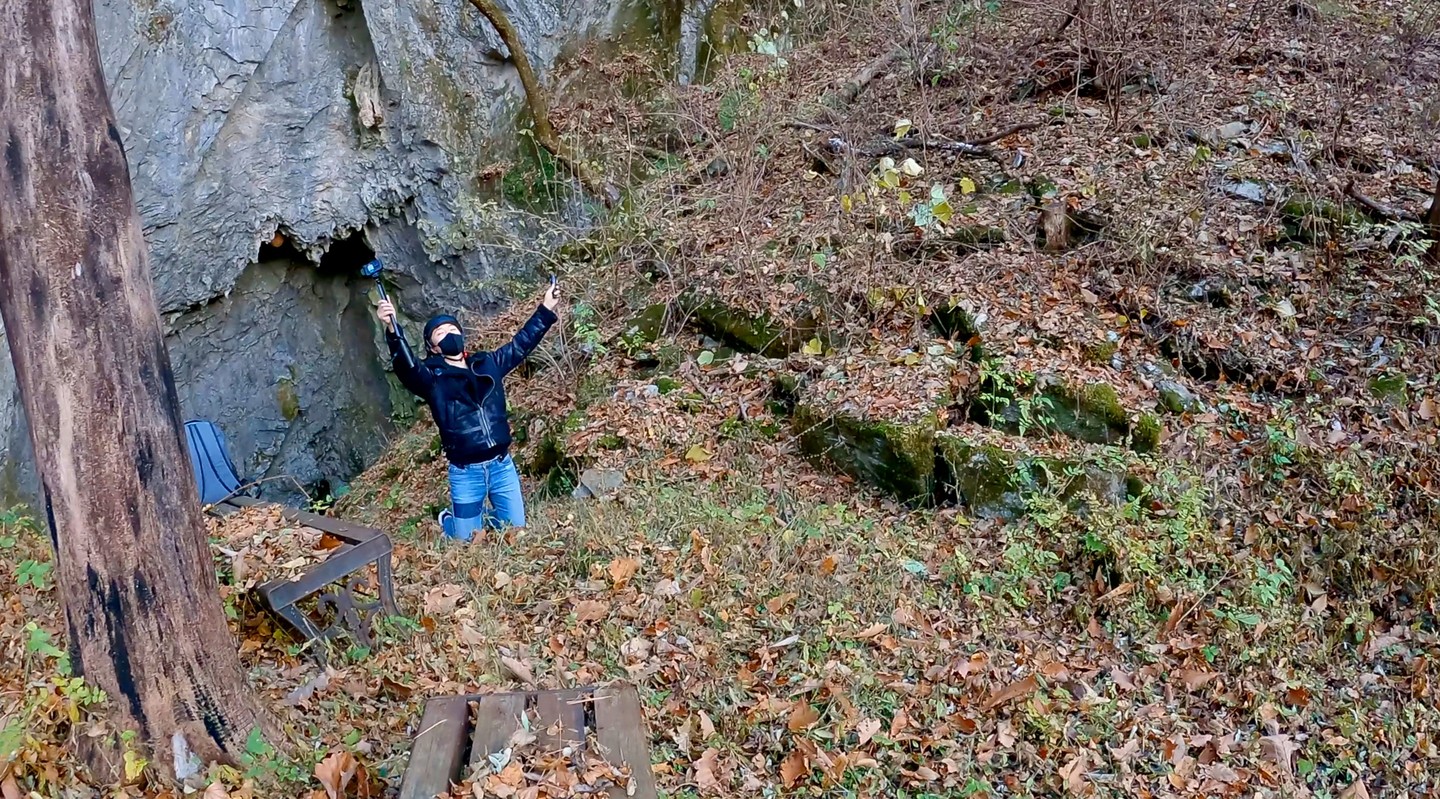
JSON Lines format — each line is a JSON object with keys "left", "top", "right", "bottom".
{"left": 184, "top": 419, "right": 246, "bottom": 505}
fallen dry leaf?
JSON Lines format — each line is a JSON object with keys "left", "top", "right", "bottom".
{"left": 694, "top": 747, "right": 721, "bottom": 793}
{"left": 766, "top": 592, "right": 798, "bottom": 614}
{"left": 1419, "top": 396, "right": 1436, "bottom": 421}
{"left": 780, "top": 749, "right": 809, "bottom": 788}
{"left": 574, "top": 599, "right": 610, "bottom": 622}
{"left": 608, "top": 557, "right": 640, "bottom": 586}
{"left": 1059, "top": 751, "right": 1088, "bottom": 794}
{"left": 314, "top": 751, "right": 358, "bottom": 799}
{"left": 698, "top": 709, "right": 716, "bottom": 739}
{"left": 1261, "top": 733, "right": 1298, "bottom": 774}
{"left": 855, "top": 718, "right": 882, "bottom": 746}
{"left": 1340, "top": 780, "right": 1371, "bottom": 799}
{"left": 500, "top": 655, "right": 535, "bottom": 685}
{"left": 1173, "top": 668, "right": 1219, "bottom": 691}
{"left": 283, "top": 671, "right": 331, "bottom": 707}
{"left": 787, "top": 702, "right": 820, "bottom": 732}
{"left": 985, "top": 675, "right": 1039, "bottom": 710}
{"left": 202, "top": 782, "right": 231, "bottom": 799}
{"left": 1111, "top": 667, "right": 1136, "bottom": 692}
{"left": 423, "top": 584, "right": 465, "bottom": 615}
{"left": 4, "top": 776, "right": 25, "bottom": 799}
{"left": 852, "top": 622, "right": 887, "bottom": 639}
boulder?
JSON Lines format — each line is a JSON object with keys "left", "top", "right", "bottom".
{"left": 573, "top": 468, "right": 626, "bottom": 499}
{"left": 793, "top": 405, "right": 937, "bottom": 506}
{"left": 935, "top": 434, "right": 1130, "bottom": 519}
{"left": 678, "top": 290, "right": 820, "bottom": 357}
{"left": 1157, "top": 380, "right": 1203, "bottom": 414}
{"left": 973, "top": 376, "right": 1161, "bottom": 453}
{"left": 0, "top": 0, "right": 656, "bottom": 505}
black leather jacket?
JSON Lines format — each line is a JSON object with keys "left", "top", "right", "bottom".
{"left": 387, "top": 305, "right": 557, "bottom": 465}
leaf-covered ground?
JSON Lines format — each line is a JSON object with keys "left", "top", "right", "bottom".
{"left": 5, "top": 0, "right": 1440, "bottom": 796}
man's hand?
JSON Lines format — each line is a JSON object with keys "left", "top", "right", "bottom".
{"left": 542, "top": 281, "right": 561, "bottom": 312}
{"left": 377, "top": 299, "right": 397, "bottom": 328}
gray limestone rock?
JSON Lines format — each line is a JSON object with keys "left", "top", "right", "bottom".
{"left": 0, "top": 0, "right": 700, "bottom": 507}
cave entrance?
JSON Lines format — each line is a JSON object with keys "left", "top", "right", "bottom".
{"left": 256, "top": 229, "right": 376, "bottom": 276}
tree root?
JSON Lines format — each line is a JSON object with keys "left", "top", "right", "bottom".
{"left": 791, "top": 120, "right": 1045, "bottom": 164}
{"left": 1344, "top": 180, "right": 1421, "bottom": 224}
{"left": 464, "top": 0, "right": 618, "bottom": 206}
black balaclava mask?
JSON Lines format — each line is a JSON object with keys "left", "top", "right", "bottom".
{"left": 437, "top": 332, "right": 465, "bottom": 357}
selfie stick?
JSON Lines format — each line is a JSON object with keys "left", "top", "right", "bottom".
{"left": 361, "top": 257, "right": 417, "bottom": 371}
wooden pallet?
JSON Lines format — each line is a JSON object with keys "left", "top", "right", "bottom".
{"left": 400, "top": 683, "right": 657, "bottom": 799}
{"left": 207, "top": 496, "right": 398, "bottom": 663}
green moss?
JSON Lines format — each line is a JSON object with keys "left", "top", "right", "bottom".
{"left": 935, "top": 436, "right": 1027, "bottom": 519}
{"left": 1280, "top": 193, "right": 1365, "bottom": 243}
{"left": 622, "top": 303, "right": 667, "bottom": 348}
{"left": 1368, "top": 372, "right": 1408, "bottom": 404}
{"left": 928, "top": 299, "right": 979, "bottom": 344}
{"left": 975, "top": 376, "right": 1154, "bottom": 452}
{"left": 276, "top": 378, "right": 301, "bottom": 422}
{"left": 519, "top": 409, "right": 588, "bottom": 498}
{"left": 678, "top": 289, "right": 817, "bottom": 357}
{"left": 1131, "top": 413, "right": 1162, "bottom": 453}
{"left": 1027, "top": 380, "right": 1127, "bottom": 446}
{"left": 935, "top": 434, "right": 1130, "bottom": 519}
{"left": 1085, "top": 339, "right": 1119, "bottom": 364}
{"left": 794, "top": 405, "right": 936, "bottom": 505}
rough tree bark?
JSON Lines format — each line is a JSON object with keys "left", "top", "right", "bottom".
{"left": 464, "top": 0, "right": 617, "bottom": 206}
{"left": 0, "top": 0, "right": 270, "bottom": 783}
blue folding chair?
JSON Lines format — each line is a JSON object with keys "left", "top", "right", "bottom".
{"left": 184, "top": 419, "right": 249, "bottom": 505}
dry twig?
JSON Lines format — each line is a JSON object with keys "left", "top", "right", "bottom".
{"left": 465, "top": 0, "right": 618, "bottom": 206}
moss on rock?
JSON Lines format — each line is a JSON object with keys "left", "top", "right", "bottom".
{"left": 935, "top": 434, "right": 1131, "bottom": 519}
{"left": 975, "top": 375, "right": 1160, "bottom": 453}
{"left": 678, "top": 289, "right": 818, "bottom": 357}
{"left": 794, "top": 405, "right": 936, "bottom": 505}
{"left": 276, "top": 377, "right": 301, "bottom": 422}
{"left": 1131, "top": 412, "right": 1162, "bottom": 453}
{"left": 620, "top": 303, "right": 667, "bottom": 349}
{"left": 1280, "top": 193, "right": 1365, "bottom": 244}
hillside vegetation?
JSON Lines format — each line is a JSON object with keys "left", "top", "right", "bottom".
{"left": 4, "top": 0, "right": 1440, "bottom": 796}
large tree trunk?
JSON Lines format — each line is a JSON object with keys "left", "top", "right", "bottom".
{"left": 0, "top": 0, "right": 269, "bottom": 783}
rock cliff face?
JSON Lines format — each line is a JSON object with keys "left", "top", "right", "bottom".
{"left": 0, "top": 0, "right": 638, "bottom": 504}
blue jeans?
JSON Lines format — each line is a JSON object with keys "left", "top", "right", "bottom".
{"left": 444, "top": 454, "right": 525, "bottom": 541}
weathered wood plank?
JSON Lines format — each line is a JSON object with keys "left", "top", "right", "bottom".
{"left": 228, "top": 495, "right": 380, "bottom": 543}
{"left": 593, "top": 684, "right": 658, "bottom": 799}
{"left": 468, "top": 693, "right": 527, "bottom": 771}
{"left": 536, "top": 689, "right": 589, "bottom": 755}
{"left": 400, "top": 696, "right": 470, "bottom": 799}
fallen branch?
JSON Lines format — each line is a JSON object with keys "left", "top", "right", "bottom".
{"left": 823, "top": 47, "right": 905, "bottom": 111}
{"left": 1345, "top": 180, "right": 1422, "bottom": 224}
{"left": 803, "top": 120, "right": 1046, "bottom": 161}
{"left": 824, "top": 133, "right": 989, "bottom": 159}
{"left": 963, "top": 120, "right": 1045, "bottom": 147}
{"left": 464, "top": 0, "right": 618, "bottom": 206}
